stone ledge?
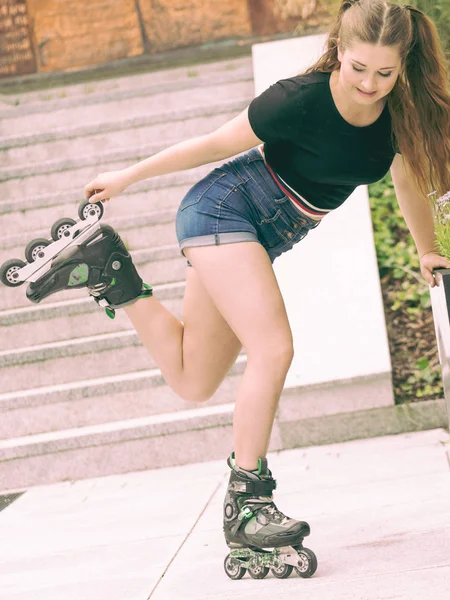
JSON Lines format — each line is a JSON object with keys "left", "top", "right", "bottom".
{"left": 0, "top": 69, "right": 252, "bottom": 121}
{"left": 0, "top": 280, "right": 185, "bottom": 325}
{"left": 0, "top": 138, "right": 197, "bottom": 182}
{"left": 0, "top": 167, "right": 212, "bottom": 214}
{"left": 0, "top": 98, "right": 249, "bottom": 150}
{"left": 0, "top": 357, "right": 247, "bottom": 412}
{"left": 280, "top": 399, "right": 448, "bottom": 449}
{"left": 1, "top": 209, "right": 178, "bottom": 250}
{"left": 0, "top": 398, "right": 446, "bottom": 491}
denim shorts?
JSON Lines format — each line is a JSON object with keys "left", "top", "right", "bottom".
{"left": 175, "top": 147, "right": 321, "bottom": 263}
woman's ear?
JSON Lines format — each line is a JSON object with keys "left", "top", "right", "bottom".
{"left": 336, "top": 38, "right": 343, "bottom": 63}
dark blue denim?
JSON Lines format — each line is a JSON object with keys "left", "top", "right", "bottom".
{"left": 175, "top": 148, "right": 321, "bottom": 263}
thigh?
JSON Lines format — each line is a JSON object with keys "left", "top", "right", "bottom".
{"left": 181, "top": 266, "right": 242, "bottom": 389}
{"left": 184, "top": 242, "right": 293, "bottom": 356}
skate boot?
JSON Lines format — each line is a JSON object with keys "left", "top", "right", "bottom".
{"left": 0, "top": 201, "right": 152, "bottom": 318}
{"left": 223, "top": 453, "right": 317, "bottom": 580}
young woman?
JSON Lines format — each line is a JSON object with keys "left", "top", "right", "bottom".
{"left": 19, "top": 0, "right": 450, "bottom": 576}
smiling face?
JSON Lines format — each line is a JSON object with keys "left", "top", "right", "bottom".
{"left": 337, "top": 41, "right": 402, "bottom": 105}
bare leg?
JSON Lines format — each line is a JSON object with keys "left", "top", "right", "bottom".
{"left": 184, "top": 242, "right": 293, "bottom": 471}
{"left": 124, "top": 266, "right": 242, "bottom": 402}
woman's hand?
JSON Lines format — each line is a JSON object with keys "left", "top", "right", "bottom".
{"left": 420, "top": 251, "right": 450, "bottom": 287}
{"left": 84, "top": 169, "right": 131, "bottom": 204}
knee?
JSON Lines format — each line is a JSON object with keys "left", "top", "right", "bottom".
{"left": 247, "top": 338, "right": 294, "bottom": 374}
{"left": 177, "top": 383, "right": 216, "bottom": 404}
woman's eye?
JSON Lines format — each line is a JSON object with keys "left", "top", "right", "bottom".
{"left": 352, "top": 66, "right": 392, "bottom": 77}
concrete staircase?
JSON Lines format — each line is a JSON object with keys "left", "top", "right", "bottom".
{"left": 0, "top": 58, "right": 254, "bottom": 490}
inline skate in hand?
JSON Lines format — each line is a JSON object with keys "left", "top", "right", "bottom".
{"left": 223, "top": 453, "right": 317, "bottom": 580}
{"left": 0, "top": 200, "right": 152, "bottom": 318}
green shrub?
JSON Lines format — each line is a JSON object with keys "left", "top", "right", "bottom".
{"left": 369, "top": 175, "right": 443, "bottom": 401}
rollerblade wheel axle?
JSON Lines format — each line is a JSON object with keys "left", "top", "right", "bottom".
{"left": 224, "top": 554, "right": 246, "bottom": 580}
{"left": 51, "top": 218, "right": 76, "bottom": 241}
{"left": 248, "top": 558, "right": 269, "bottom": 579}
{"left": 24, "top": 238, "right": 51, "bottom": 263}
{"left": 294, "top": 547, "right": 318, "bottom": 578}
{"left": 272, "top": 562, "right": 293, "bottom": 579}
{"left": 78, "top": 200, "right": 104, "bottom": 221}
{"left": 0, "top": 258, "right": 26, "bottom": 287}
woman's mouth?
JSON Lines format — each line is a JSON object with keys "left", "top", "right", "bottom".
{"left": 357, "top": 88, "right": 376, "bottom": 98}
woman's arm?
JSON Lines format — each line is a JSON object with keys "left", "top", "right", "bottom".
{"left": 85, "top": 108, "right": 262, "bottom": 202}
{"left": 390, "top": 153, "right": 450, "bottom": 286}
{"left": 390, "top": 153, "right": 437, "bottom": 257}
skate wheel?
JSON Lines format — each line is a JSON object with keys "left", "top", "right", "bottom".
{"left": 294, "top": 547, "right": 318, "bottom": 578}
{"left": 78, "top": 200, "right": 104, "bottom": 221}
{"left": 248, "top": 560, "right": 269, "bottom": 579}
{"left": 0, "top": 258, "right": 26, "bottom": 287}
{"left": 51, "top": 218, "right": 76, "bottom": 241}
{"left": 24, "top": 238, "right": 51, "bottom": 263}
{"left": 224, "top": 554, "right": 246, "bottom": 580}
{"left": 272, "top": 562, "right": 293, "bottom": 579}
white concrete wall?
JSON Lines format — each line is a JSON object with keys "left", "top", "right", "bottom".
{"left": 252, "top": 35, "right": 393, "bottom": 397}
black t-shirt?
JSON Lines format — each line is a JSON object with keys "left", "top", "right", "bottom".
{"left": 248, "top": 71, "right": 398, "bottom": 211}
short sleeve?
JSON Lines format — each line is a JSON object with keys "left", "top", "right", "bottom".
{"left": 248, "top": 78, "right": 301, "bottom": 144}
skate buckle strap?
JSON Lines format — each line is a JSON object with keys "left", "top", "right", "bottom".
{"left": 97, "top": 283, "right": 153, "bottom": 319}
{"left": 238, "top": 478, "right": 276, "bottom": 496}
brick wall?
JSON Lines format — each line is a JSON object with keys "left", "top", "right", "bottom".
{"left": 26, "top": 0, "right": 143, "bottom": 72}
{"left": 0, "top": 0, "right": 325, "bottom": 77}
{"left": 137, "top": 0, "right": 252, "bottom": 53}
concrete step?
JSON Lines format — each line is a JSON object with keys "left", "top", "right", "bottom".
{"left": 1, "top": 209, "right": 180, "bottom": 264}
{"left": 0, "top": 247, "right": 186, "bottom": 311}
{"left": 0, "top": 273, "right": 183, "bottom": 351}
{"left": 1, "top": 79, "right": 253, "bottom": 139}
{"left": 0, "top": 400, "right": 239, "bottom": 489}
{"left": 0, "top": 57, "right": 253, "bottom": 119}
{"left": 1, "top": 108, "right": 244, "bottom": 168}
{"left": 0, "top": 128, "right": 229, "bottom": 182}
{"left": 0, "top": 97, "right": 248, "bottom": 151}
{"left": 1, "top": 294, "right": 188, "bottom": 349}
{"left": 1, "top": 339, "right": 158, "bottom": 394}
{"left": 0, "top": 166, "right": 213, "bottom": 216}
{"left": 0, "top": 356, "right": 246, "bottom": 439}
{"left": 0, "top": 145, "right": 229, "bottom": 201}
{"left": 0, "top": 185, "right": 190, "bottom": 240}
{"left": 0, "top": 395, "right": 446, "bottom": 491}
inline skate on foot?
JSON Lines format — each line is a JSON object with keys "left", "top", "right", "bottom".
{"left": 0, "top": 200, "right": 152, "bottom": 318}
{"left": 223, "top": 453, "right": 317, "bottom": 580}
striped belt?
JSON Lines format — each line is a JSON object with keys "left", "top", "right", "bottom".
{"left": 258, "top": 145, "right": 330, "bottom": 221}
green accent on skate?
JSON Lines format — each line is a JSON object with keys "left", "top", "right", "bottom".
{"left": 68, "top": 263, "right": 89, "bottom": 286}
{"left": 257, "top": 458, "right": 262, "bottom": 475}
{"left": 105, "top": 307, "right": 116, "bottom": 319}
{"left": 240, "top": 506, "right": 253, "bottom": 520}
{"left": 111, "top": 278, "right": 116, "bottom": 286}
{"left": 230, "top": 547, "right": 283, "bottom": 568}
{"left": 139, "top": 282, "right": 153, "bottom": 299}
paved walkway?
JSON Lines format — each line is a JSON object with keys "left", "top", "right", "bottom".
{"left": 1, "top": 428, "right": 449, "bottom": 600}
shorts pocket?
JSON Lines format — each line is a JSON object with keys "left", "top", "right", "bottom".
{"left": 179, "top": 169, "right": 227, "bottom": 211}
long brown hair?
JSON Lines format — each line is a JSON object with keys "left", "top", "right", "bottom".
{"left": 304, "top": 0, "right": 450, "bottom": 198}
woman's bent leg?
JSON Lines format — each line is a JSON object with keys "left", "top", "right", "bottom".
{"left": 184, "top": 241, "right": 294, "bottom": 471}
{"left": 124, "top": 266, "right": 242, "bottom": 402}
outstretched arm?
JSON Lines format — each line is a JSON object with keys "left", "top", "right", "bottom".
{"left": 85, "top": 108, "right": 262, "bottom": 203}
{"left": 390, "top": 153, "right": 450, "bottom": 287}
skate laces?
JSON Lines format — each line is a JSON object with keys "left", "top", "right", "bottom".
{"left": 263, "top": 503, "right": 288, "bottom": 524}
